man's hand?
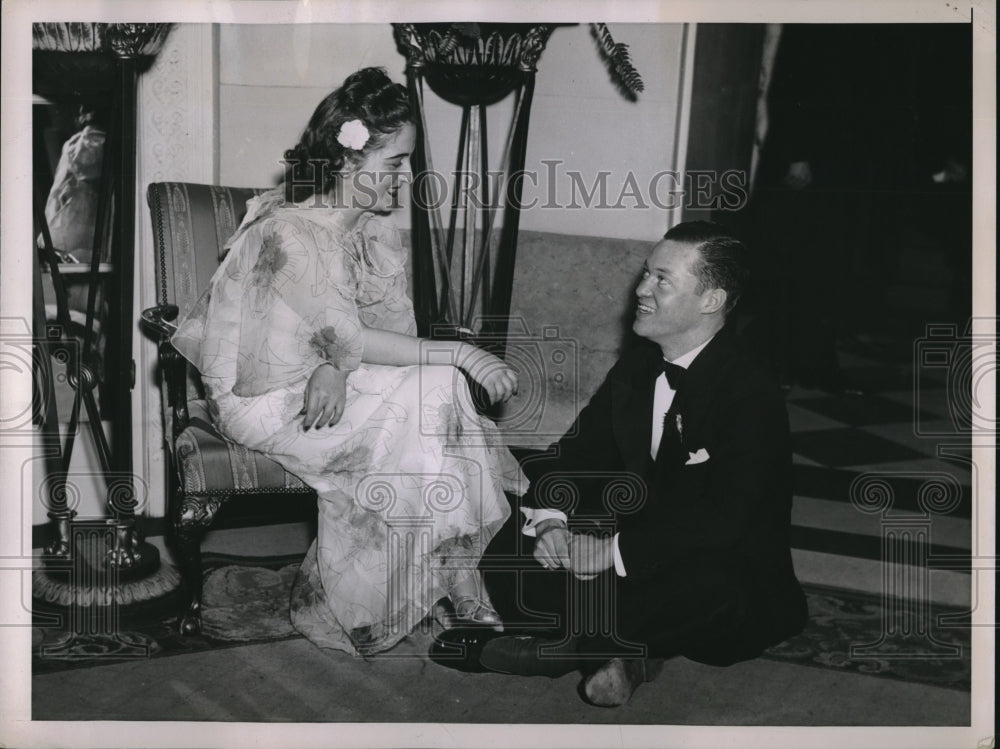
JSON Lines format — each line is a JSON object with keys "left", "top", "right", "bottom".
{"left": 568, "top": 534, "right": 615, "bottom": 580}
{"left": 533, "top": 518, "right": 570, "bottom": 570}
{"left": 301, "top": 363, "right": 348, "bottom": 430}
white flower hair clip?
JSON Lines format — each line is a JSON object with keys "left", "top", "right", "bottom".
{"left": 337, "top": 119, "right": 370, "bottom": 151}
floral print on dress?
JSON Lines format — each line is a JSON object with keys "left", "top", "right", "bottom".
{"left": 170, "top": 189, "right": 525, "bottom": 656}
{"left": 251, "top": 231, "right": 289, "bottom": 287}
{"left": 309, "top": 320, "right": 362, "bottom": 372}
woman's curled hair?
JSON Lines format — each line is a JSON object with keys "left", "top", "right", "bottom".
{"left": 283, "top": 67, "right": 412, "bottom": 200}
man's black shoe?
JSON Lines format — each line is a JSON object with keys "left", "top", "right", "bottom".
{"left": 479, "top": 635, "right": 581, "bottom": 678}
{"left": 430, "top": 627, "right": 504, "bottom": 673}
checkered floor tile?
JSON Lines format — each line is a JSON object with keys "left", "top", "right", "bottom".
{"left": 786, "top": 349, "right": 975, "bottom": 602}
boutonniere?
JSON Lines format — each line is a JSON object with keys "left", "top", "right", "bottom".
{"left": 685, "top": 448, "right": 710, "bottom": 465}
{"left": 675, "top": 413, "right": 683, "bottom": 441}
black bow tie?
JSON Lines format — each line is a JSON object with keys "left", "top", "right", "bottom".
{"left": 662, "top": 360, "right": 687, "bottom": 391}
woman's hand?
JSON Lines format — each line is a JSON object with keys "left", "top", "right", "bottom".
{"left": 533, "top": 519, "right": 570, "bottom": 570}
{"left": 461, "top": 345, "right": 518, "bottom": 405}
{"left": 301, "top": 363, "right": 348, "bottom": 430}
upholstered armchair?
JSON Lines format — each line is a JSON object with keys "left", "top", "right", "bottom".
{"left": 141, "top": 182, "right": 317, "bottom": 636}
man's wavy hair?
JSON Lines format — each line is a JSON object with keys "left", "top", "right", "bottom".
{"left": 283, "top": 67, "right": 413, "bottom": 202}
{"left": 663, "top": 221, "right": 749, "bottom": 316}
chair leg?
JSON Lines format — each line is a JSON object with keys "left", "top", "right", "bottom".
{"left": 171, "top": 492, "right": 225, "bottom": 636}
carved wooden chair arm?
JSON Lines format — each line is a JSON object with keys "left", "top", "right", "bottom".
{"left": 140, "top": 304, "right": 190, "bottom": 436}
{"left": 140, "top": 303, "right": 179, "bottom": 340}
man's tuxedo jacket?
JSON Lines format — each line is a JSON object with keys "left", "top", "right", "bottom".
{"left": 523, "top": 323, "right": 806, "bottom": 646}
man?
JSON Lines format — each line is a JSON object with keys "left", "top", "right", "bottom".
{"left": 463, "top": 221, "right": 807, "bottom": 707}
{"left": 741, "top": 24, "right": 931, "bottom": 393}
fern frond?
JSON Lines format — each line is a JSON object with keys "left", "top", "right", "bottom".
{"left": 590, "top": 23, "right": 645, "bottom": 100}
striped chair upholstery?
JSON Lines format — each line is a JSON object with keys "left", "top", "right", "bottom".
{"left": 145, "top": 182, "right": 315, "bottom": 636}
{"left": 175, "top": 400, "right": 308, "bottom": 493}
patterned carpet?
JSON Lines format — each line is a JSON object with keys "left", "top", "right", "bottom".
{"left": 33, "top": 557, "right": 972, "bottom": 691}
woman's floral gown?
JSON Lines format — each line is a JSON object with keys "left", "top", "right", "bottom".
{"left": 173, "top": 189, "right": 523, "bottom": 655}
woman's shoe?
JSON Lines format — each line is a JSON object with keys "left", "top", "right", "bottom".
{"left": 451, "top": 596, "right": 504, "bottom": 630}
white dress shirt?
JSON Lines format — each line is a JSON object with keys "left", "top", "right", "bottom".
{"left": 649, "top": 339, "right": 711, "bottom": 460}
{"left": 523, "top": 337, "right": 714, "bottom": 577}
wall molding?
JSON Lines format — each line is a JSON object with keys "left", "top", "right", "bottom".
{"left": 133, "top": 24, "right": 217, "bottom": 520}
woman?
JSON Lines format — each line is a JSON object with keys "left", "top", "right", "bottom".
{"left": 172, "top": 67, "right": 525, "bottom": 656}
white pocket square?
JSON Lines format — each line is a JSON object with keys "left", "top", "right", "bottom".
{"left": 686, "top": 448, "right": 710, "bottom": 465}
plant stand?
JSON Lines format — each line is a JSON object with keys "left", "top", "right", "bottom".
{"left": 31, "top": 24, "right": 181, "bottom": 641}
{"left": 394, "top": 23, "right": 554, "bottom": 354}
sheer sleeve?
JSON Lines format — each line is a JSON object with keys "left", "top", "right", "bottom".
{"left": 172, "top": 214, "right": 364, "bottom": 397}
{"left": 354, "top": 214, "right": 418, "bottom": 335}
